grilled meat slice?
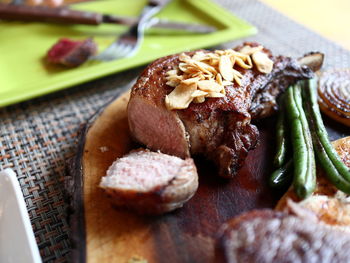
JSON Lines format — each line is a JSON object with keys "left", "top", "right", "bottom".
{"left": 216, "top": 209, "right": 350, "bottom": 263}
{"left": 99, "top": 149, "right": 198, "bottom": 214}
{"left": 46, "top": 38, "right": 96, "bottom": 67}
{"left": 128, "top": 43, "right": 313, "bottom": 177}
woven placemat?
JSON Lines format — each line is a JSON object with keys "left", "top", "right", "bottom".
{"left": 0, "top": 0, "right": 349, "bottom": 262}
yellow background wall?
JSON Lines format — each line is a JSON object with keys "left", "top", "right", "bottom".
{"left": 260, "top": 0, "right": 350, "bottom": 50}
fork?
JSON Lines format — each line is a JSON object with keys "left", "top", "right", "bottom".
{"left": 92, "top": 0, "right": 169, "bottom": 62}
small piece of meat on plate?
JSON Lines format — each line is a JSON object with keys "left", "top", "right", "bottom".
{"left": 46, "top": 38, "right": 97, "bottom": 67}
{"left": 99, "top": 149, "right": 198, "bottom": 214}
{"left": 215, "top": 209, "right": 350, "bottom": 263}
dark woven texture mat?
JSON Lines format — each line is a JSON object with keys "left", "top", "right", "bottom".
{"left": 1, "top": 0, "right": 349, "bottom": 262}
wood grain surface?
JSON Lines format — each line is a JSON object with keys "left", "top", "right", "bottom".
{"left": 69, "top": 89, "right": 349, "bottom": 263}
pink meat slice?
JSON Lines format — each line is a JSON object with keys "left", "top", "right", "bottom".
{"left": 46, "top": 38, "right": 97, "bottom": 67}
{"left": 100, "top": 149, "right": 198, "bottom": 214}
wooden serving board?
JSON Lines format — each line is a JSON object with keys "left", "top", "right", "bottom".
{"left": 67, "top": 88, "right": 349, "bottom": 263}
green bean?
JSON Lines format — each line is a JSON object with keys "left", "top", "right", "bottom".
{"left": 285, "top": 85, "right": 316, "bottom": 199}
{"left": 274, "top": 105, "right": 288, "bottom": 168}
{"left": 293, "top": 84, "right": 316, "bottom": 197}
{"left": 304, "top": 79, "right": 350, "bottom": 181}
{"left": 313, "top": 129, "right": 350, "bottom": 193}
{"left": 269, "top": 159, "right": 293, "bottom": 188}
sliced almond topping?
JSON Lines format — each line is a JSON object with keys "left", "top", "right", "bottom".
{"left": 222, "top": 80, "right": 233, "bottom": 86}
{"left": 216, "top": 73, "right": 223, "bottom": 85}
{"left": 178, "top": 62, "right": 189, "bottom": 72}
{"left": 219, "top": 55, "right": 234, "bottom": 81}
{"left": 207, "top": 92, "right": 225, "bottom": 98}
{"left": 220, "top": 87, "right": 226, "bottom": 95}
{"left": 232, "top": 69, "right": 243, "bottom": 78}
{"left": 166, "top": 69, "right": 178, "bottom": 76}
{"left": 235, "top": 56, "right": 253, "bottom": 69}
{"left": 182, "top": 77, "right": 200, "bottom": 85}
{"left": 179, "top": 53, "right": 191, "bottom": 62}
{"left": 234, "top": 75, "right": 242, "bottom": 86}
{"left": 166, "top": 80, "right": 179, "bottom": 87}
{"left": 193, "top": 96, "right": 206, "bottom": 103}
{"left": 191, "top": 60, "right": 217, "bottom": 75}
{"left": 239, "top": 45, "right": 263, "bottom": 55}
{"left": 165, "top": 45, "right": 273, "bottom": 109}
{"left": 252, "top": 51, "right": 273, "bottom": 74}
{"left": 192, "top": 51, "right": 207, "bottom": 61}
{"left": 165, "top": 83, "right": 197, "bottom": 110}
{"left": 197, "top": 80, "right": 223, "bottom": 93}
{"left": 191, "top": 90, "right": 208, "bottom": 98}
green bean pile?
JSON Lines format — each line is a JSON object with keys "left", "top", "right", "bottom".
{"left": 270, "top": 78, "right": 350, "bottom": 199}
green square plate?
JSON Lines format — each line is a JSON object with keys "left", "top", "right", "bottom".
{"left": 0, "top": 0, "right": 256, "bottom": 107}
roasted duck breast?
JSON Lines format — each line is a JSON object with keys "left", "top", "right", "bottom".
{"left": 128, "top": 42, "right": 315, "bottom": 177}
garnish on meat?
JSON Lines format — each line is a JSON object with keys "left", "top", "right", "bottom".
{"left": 46, "top": 38, "right": 97, "bottom": 67}
{"left": 164, "top": 45, "right": 274, "bottom": 110}
{"left": 99, "top": 149, "right": 198, "bottom": 214}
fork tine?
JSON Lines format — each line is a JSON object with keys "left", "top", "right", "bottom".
{"left": 96, "top": 43, "right": 127, "bottom": 61}
{"left": 105, "top": 44, "right": 130, "bottom": 61}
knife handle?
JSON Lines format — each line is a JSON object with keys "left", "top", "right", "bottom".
{"left": 0, "top": 3, "right": 103, "bottom": 25}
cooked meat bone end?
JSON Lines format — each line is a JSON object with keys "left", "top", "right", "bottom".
{"left": 128, "top": 42, "right": 315, "bottom": 177}
{"left": 216, "top": 209, "right": 350, "bottom": 263}
{"left": 99, "top": 149, "right": 198, "bottom": 214}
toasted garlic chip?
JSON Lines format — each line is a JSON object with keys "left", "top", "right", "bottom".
{"left": 165, "top": 45, "right": 274, "bottom": 110}
{"left": 216, "top": 73, "right": 223, "bottom": 85}
{"left": 182, "top": 77, "right": 201, "bottom": 85}
{"left": 219, "top": 55, "right": 234, "bottom": 81}
{"left": 197, "top": 80, "right": 222, "bottom": 92}
{"left": 165, "top": 83, "right": 197, "bottom": 110}
{"left": 193, "top": 96, "right": 206, "bottom": 103}
{"left": 207, "top": 92, "right": 225, "bottom": 98}
{"left": 179, "top": 53, "right": 191, "bottom": 62}
{"left": 191, "top": 90, "right": 208, "bottom": 98}
{"left": 235, "top": 56, "right": 253, "bottom": 69}
{"left": 239, "top": 45, "right": 263, "bottom": 55}
{"left": 252, "top": 51, "right": 273, "bottom": 74}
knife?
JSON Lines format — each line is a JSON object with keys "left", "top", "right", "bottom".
{"left": 0, "top": 3, "right": 216, "bottom": 33}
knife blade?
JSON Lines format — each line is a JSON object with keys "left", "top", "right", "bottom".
{"left": 0, "top": 3, "right": 216, "bottom": 33}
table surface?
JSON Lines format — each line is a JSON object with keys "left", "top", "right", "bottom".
{"left": 1, "top": 0, "right": 350, "bottom": 262}
{"left": 261, "top": 0, "right": 350, "bottom": 51}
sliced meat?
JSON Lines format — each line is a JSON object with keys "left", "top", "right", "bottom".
{"left": 46, "top": 38, "right": 97, "bottom": 67}
{"left": 99, "top": 149, "right": 198, "bottom": 214}
{"left": 128, "top": 42, "right": 314, "bottom": 177}
{"left": 215, "top": 209, "right": 350, "bottom": 263}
